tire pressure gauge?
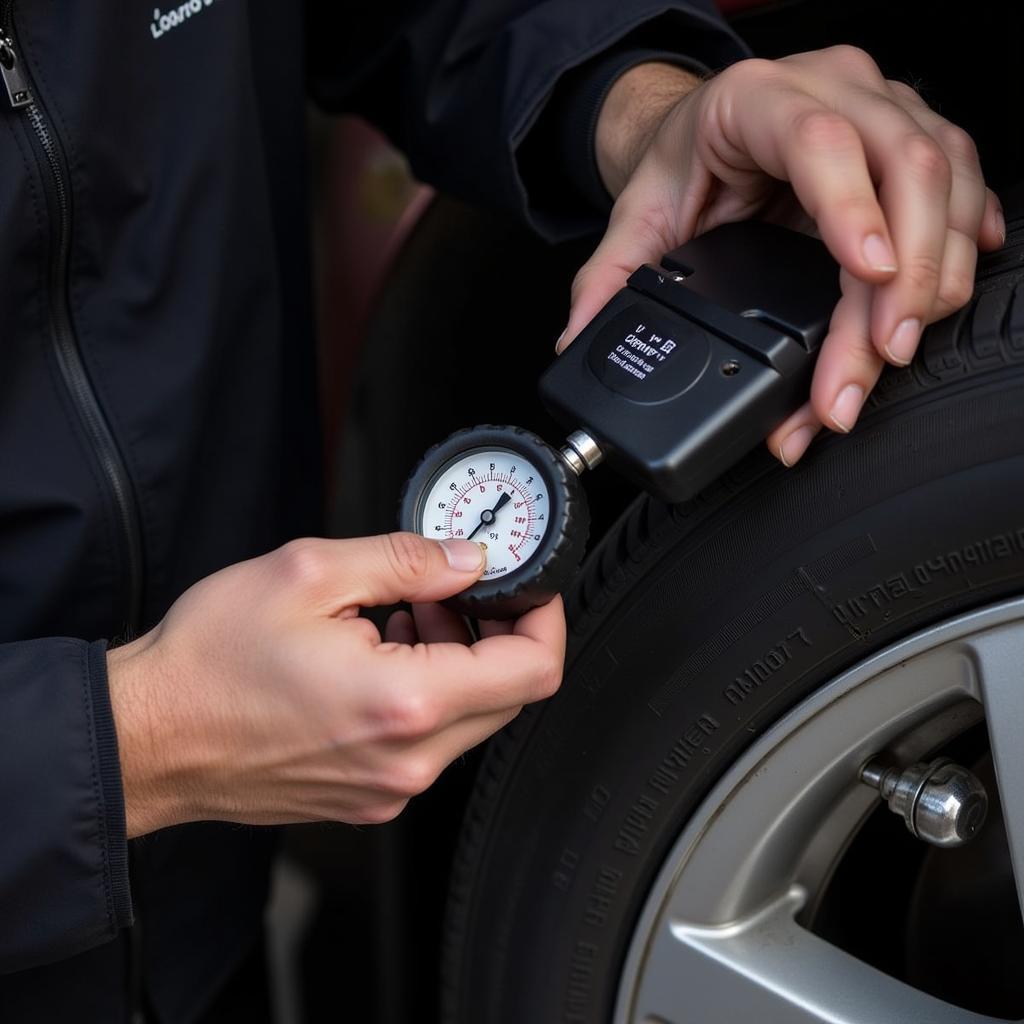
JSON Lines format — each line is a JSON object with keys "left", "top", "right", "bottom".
{"left": 400, "top": 425, "right": 592, "bottom": 620}
{"left": 400, "top": 223, "right": 841, "bottom": 620}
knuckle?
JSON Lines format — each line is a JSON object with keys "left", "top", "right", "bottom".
{"left": 935, "top": 123, "right": 979, "bottom": 167}
{"left": 723, "top": 58, "right": 786, "bottom": 95}
{"left": 901, "top": 133, "right": 951, "bottom": 186}
{"left": 827, "top": 44, "right": 879, "bottom": 76}
{"left": 374, "top": 688, "right": 441, "bottom": 740}
{"left": 276, "top": 537, "right": 326, "bottom": 590}
{"left": 903, "top": 251, "right": 944, "bottom": 294}
{"left": 820, "top": 337, "right": 878, "bottom": 384}
{"left": 389, "top": 757, "right": 439, "bottom": 799}
{"left": 382, "top": 531, "right": 432, "bottom": 585}
{"left": 733, "top": 56, "right": 774, "bottom": 76}
{"left": 938, "top": 269, "right": 975, "bottom": 310}
{"left": 888, "top": 79, "right": 922, "bottom": 105}
{"left": 792, "top": 109, "right": 858, "bottom": 152}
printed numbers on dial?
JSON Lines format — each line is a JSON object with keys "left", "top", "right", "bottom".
{"left": 421, "top": 450, "right": 550, "bottom": 581}
{"left": 401, "top": 424, "right": 589, "bottom": 619}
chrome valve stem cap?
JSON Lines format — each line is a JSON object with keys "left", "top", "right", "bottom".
{"left": 860, "top": 756, "right": 989, "bottom": 848}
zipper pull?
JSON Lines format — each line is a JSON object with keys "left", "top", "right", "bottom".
{"left": 0, "top": 35, "right": 31, "bottom": 109}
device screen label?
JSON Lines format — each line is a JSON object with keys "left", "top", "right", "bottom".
{"left": 588, "top": 305, "right": 712, "bottom": 403}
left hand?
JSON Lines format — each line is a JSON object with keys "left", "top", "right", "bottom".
{"left": 559, "top": 47, "right": 1005, "bottom": 466}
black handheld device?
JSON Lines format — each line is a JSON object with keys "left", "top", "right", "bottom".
{"left": 538, "top": 220, "right": 840, "bottom": 504}
{"left": 400, "top": 222, "right": 839, "bottom": 617}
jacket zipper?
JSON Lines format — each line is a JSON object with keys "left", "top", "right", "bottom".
{"left": 3, "top": 15, "right": 149, "bottom": 1023}
{"left": 0, "top": 14, "right": 145, "bottom": 634}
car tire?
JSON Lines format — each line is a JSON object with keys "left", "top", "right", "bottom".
{"left": 441, "top": 216, "right": 1024, "bottom": 1022}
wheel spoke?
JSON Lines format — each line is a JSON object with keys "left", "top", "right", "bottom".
{"left": 632, "top": 887, "right": 1001, "bottom": 1024}
{"left": 971, "top": 623, "right": 1024, "bottom": 925}
{"left": 615, "top": 601, "right": 1024, "bottom": 1024}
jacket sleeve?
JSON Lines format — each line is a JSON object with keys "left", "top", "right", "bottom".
{"left": 0, "top": 638, "right": 131, "bottom": 973}
{"left": 306, "top": 0, "right": 749, "bottom": 240}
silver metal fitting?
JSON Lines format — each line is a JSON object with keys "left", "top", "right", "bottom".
{"left": 860, "top": 756, "right": 989, "bottom": 848}
{"left": 559, "top": 430, "right": 603, "bottom": 476}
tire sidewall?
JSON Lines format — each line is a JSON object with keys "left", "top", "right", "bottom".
{"left": 444, "top": 369, "right": 1024, "bottom": 1023}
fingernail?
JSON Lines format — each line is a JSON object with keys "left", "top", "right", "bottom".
{"left": 996, "top": 204, "right": 1007, "bottom": 247}
{"left": 885, "top": 317, "right": 921, "bottom": 366}
{"left": 779, "top": 425, "right": 817, "bottom": 468}
{"left": 828, "top": 383, "right": 865, "bottom": 433}
{"left": 440, "top": 540, "right": 486, "bottom": 572}
{"left": 555, "top": 329, "right": 567, "bottom": 353}
{"left": 863, "top": 233, "right": 898, "bottom": 272}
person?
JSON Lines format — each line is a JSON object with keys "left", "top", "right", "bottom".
{"left": 0, "top": 1, "right": 999, "bottom": 1020}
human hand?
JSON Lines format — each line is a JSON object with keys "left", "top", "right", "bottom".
{"left": 562, "top": 48, "right": 1005, "bottom": 466}
{"left": 107, "top": 534, "right": 565, "bottom": 837}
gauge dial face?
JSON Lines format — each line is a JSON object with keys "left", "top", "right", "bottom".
{"left": 419, "top": 448, "right": 550, "bottom": 581}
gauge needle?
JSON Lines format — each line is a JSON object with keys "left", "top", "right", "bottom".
{"left": 467, "top": 491, "right": 511, "bottom": 540}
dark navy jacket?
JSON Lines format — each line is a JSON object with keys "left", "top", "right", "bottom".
{"left": 0, "top": 1, "right": 742, "bottom": 1019}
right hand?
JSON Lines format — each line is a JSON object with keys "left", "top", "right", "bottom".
{"left": 107, "top": 533, "right": 565, "bottom": 837}
{"left": 573, "top": 48, "right": 1003, "bottom": 467}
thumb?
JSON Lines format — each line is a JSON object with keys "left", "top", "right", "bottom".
{"left": 557, "top": 190, "right": 684, "bottom": 355}
{"left": 338, "top": 532, "right": 486, "bottom": 609}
